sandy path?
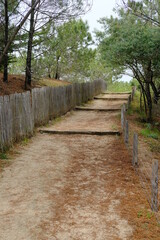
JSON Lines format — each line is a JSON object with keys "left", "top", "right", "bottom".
{"left": 41, "top": 110, "right": 120, "bottom": 132}
{"left": 83, "top": 99, "right": 128, "bottom": 109}
{"left": 41, "top": 96, "right": 125, "bottom": 133}
{"left": 0, "top": 95, "right": 159, "bottom": 240}
{"left": 95, "top": 94, "right": 130, "bottom": 100}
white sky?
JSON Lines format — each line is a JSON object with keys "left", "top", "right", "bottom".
{"left": 82, "top": 0, "right": 117, "bottom": 33}
{"left": 82, "top": 0, "right": 132, "bottom": 82}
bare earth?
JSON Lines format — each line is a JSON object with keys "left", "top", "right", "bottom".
{"left": 0, "top": 95, "right": 159, "bottom": 240}
{"left": 95, "top": 94, "right": 130, "bottom": 100}
{"left": 42, "top": 110, "right": 120, "bottom": 132}
{"left": 84, "top": 99, "right": 128, "bottom": 109}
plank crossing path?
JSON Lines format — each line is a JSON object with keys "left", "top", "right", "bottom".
{"left": 0, "top": 92, "right": 159, "bottom": 240}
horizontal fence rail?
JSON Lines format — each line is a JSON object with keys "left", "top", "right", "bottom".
{"left": 0, "top": 80, "right": 106, "bottom": 150}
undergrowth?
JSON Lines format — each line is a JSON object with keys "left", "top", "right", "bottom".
{"left": 107, "top": 81, "right": 132, "bottom": 93}
{"left": 127, "top": 91, "right": 160, "bottom": 153}
{"left": 0, "top": 152, "right": 8, "bottom": 160}
{"left": 141, "top": 124, "right": 160, "bottom": 140}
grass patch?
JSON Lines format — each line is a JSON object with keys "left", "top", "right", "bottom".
{"left": 48, "top": 116, "right": 63, "bottom": 126}
{"left": 150, "top": 141, "right": 160, "bottom": 153}
{"left": 38, "top": 78, "right": 70, "bottom": 87}
{"left": 127, "top": 92, "right": 147, "bottom": 121}
{"left": 137, "top": 209, "right": 155, "bottom": 220}
{"left": 137, "top": 210, "right": 143, "bottom": 218}
{"left": 141, "top": 129, "right": 159, "bottom": 140}
{"left": 22, "top": 137, "right": 29, "bottom": 145}
{"left": 0, "top": 152, "right": 8, "bottom": 160}
{"left": 127, "top": 91, "right": 160, "bottom": 153}
{"left": 112, "top": 124, "right": 118, "bottom": 131}
{"left": 107, "top": 81, "right": 132, "bottom": 93}
{"left": 128, "top": 92, "right": 142, "bottom": 114}
{"left": 141, "top": 123, "right": 160, "bottom": 140}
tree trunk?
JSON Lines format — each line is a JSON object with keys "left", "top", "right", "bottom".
{"left": 25, "top": 0, "right": 35, "bottom": 89}
{"left": 150, "top": 81, "right": 159, "bottom": 104}
{"left": 142, "top": 88, "right": 147, "bottom": 116}
{"left": 48, "top": 73, "right": 51, "bottom": 78}
{"left": 55, "top": 55, "right": 60, "bottom": 79}
{"left": 145, "top": 83, "right": 152, "bottom": 122}
{"left": 0, "top": 0, "right": 40, "bottom": 66}
{"left": 140, "top": 88, "right": 142, "bottom": 111}
{"left": 3, "top": 0, "right": 9, "bottom": 83}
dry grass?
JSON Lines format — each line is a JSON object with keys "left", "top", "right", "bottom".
{"left": 37, "top": 78, "right": 71, "bottom": 87}
{"left": 0, "top": 73, "right": 71, "bottom": 96}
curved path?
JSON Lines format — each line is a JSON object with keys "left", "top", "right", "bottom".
{"left": 0, "top": 94, "right": 159, "bottom": 240}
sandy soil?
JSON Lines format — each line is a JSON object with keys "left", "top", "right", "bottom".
{"left": 80, "top": 99, "right": 128, "bottom": 110}
{"left": 95, "top": 94, "right": 130, "bottom": 99}
{"left": 0, "top": 94, "right": 160, "bottom": 240}
{"left": 0, "top": 73, "right": 70, "bottom": 96}
{"left": 41, "top": 99, "right": 125, "bottom": 133}
{"left": 42, "top": 110, "right": 120, "bottom": 132}
{"left": 127, "top": 116, "right": 160, "bottom": 213}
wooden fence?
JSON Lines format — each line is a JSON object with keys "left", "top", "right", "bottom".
{"left": 0, "top": 80, "right": 106, "bottom": 150}
{"left": 121, "top": 88, "right": 159, "bottom": 214}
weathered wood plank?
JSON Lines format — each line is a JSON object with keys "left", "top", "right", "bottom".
{"left": 151, "top": 160, "right": 158, "bottom": 212}
{"left": 75, "top": 107, "right": 121, "bottom": 111}
{"left": 39, "top": 129, "right": 122, "bottom": 136}
{"left": 133, "top": 133, "right": 138, "bottom": 166}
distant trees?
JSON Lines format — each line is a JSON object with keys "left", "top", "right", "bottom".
{"left": 0, "top": 0, "right": 19, "bottom": 82}
{"left": 31, "top": 19, "right": 95, "bottom": 81}
{"left": 0, "top": 0, "right": 92, "bottom": 88}
{"left": 25, "top": 0, "right": 92, "bottom": 87}
{"left": 0, "top": 0, "right": 41, "bottom": 68}
{"left": 96, "top": 9, "right": 160, "bottom": 121}
{"left": 121, "top": 0, "right": 160, "bottom": 26}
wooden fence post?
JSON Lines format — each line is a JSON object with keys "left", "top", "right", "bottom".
{"left": 133, "top": 133, "right": 138, "bottom": 166}
{"left": 125, "top": 120, "right": 129, "bottom": 145}
{"left": 131, "top": 86, "right": 136, "bottom": 100}
{"left": 131, "top": 88, "right": 134, "bottom": 101}
{"left": 151, "top": 160, "right": 158, "bottom": 212}
{"left": 127, "top": 95, "right": 131, "bottom": 109}
{"left": 123, "top": 104, "right": 126, "bottom": 130}
{"left": 121, "top": 106, "right": 124, "bottom": 129}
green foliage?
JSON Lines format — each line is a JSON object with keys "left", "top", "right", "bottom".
{"left": 125, "top": 0, "right": 160, "bottom": 26}
{"left": 31, "top": 19, "right": 95, "bottom": 82}
{"left": 146, "top": 211, "right": 154, "bottom": 219}
{"left": 0, "top": 153, "right": 8, "bottom": 160}
{"left": 22, "top": 137, "right": 29, "bottom": 145}
{"left": 96, "top": 8, "right": 160, "bottom": 121}
{"left": 89, "top": 52, "right": 112, "bottom": 82}
{"left": 9, "top": 53, "right": 26, "bottom": 74}
{"left": 97, "top": 14, "right": 160, "bottom": 75}
{"left": 137, "top": 209, "right": 155, "bottom": 220}
{"left": 0, "top": 0, "right": 20, "bottom": 71}
{"left": 141, "top": 127, "right": 160, "bottom": 140}
{"left": 107, "top": 81, "right": 132, "bottom": 92}
{"left": 137, "top": 210, "right": 143, "bottom": 218}
{"left": 127, "top": 91, "right": 145, "bottom": 118}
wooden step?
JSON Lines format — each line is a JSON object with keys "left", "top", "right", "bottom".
{"left": 40, "top": 129, "right": 121, "bottom": 136}
{"left": 75, "top": 107, "right": 121, "bottom": 111}
{"left": 94, "top": 96, "right": 129, "bottom": 101}
{"left": 102, "top": 92, "right": 131, "bottom": 95}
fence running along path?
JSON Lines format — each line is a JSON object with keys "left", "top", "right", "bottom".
{"left": 121, "top": 88, "right": 159, "bottom": 220}
{"left": 0, "top": 80, "right": 106, "bottom": 151}
{"left": 1, "top": 82, "right": 158, "bottom": 215}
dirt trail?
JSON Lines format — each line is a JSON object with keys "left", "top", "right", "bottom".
{"left": 94, "top": 94, "right": 130, "bottom": 100}
{"left": 82, "top": 99, "right": 128, "bottom": 108}
{"left": 0, "top": 94, "right": 159, "bottom": 240}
